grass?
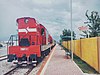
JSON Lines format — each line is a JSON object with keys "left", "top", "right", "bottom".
{"left": 73, "top": 55, "right": 98, "bottom": 74}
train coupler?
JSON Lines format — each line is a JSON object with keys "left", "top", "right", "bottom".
{"left": 29, "top": 54, "right": 37, "bottom": 64}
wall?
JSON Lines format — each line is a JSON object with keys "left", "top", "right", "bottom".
{"left": 62, "top": 37, "right": 100, "bottom": 73}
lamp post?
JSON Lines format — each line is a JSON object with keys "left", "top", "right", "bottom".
{"left": 70, "top": 0, "right": 73, "bottom": 60}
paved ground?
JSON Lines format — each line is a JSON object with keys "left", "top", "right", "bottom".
{"left": 40, "top": 44, "right": 83, "bottom": 75}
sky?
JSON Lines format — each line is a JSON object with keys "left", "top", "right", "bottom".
{"left": 0, "top": 0, "right": 100, "bottom": 41}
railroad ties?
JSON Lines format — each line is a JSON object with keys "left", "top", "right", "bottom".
{"left": 4, "top": 65, "right": 34, "bottom": 75}
{"left": 0, "top": 55, "right": 7, "bottom": 61}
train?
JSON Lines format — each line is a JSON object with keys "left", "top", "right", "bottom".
{"left": 7, "top": 17, "right": 55, "bottom": 65}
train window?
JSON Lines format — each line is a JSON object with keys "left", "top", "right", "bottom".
{"left": 19, "top": 38, "right": 30, "bottom": 46}
{"left": 41, "top": 28, "right": 45, "bottom": 35}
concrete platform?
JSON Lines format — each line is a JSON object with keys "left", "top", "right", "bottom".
{"left": 40, "top": 44, "right": 83, "bottom": 75}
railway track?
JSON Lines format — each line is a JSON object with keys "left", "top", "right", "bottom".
{"left": 3, "top": 65, "right": 34, "bottom": 75}
{"left": 0, "top": 55, "right": 7, "bottom": 58}
{"left": 4, "top": 66, "right": 18, "bottom": 75}
{"left": 0, "top": 55, "right": 7, "bottom": 61}
{"left": 2, "top": 45, "right": 56, "bottom": 75}
{"left": 24, "top": 66, "right": 34, "bottom": 75}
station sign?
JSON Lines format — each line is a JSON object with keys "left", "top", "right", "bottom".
{"left": 78, "top": 26, "right": 89, "bottom": 31}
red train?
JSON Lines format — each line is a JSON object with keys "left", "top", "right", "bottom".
{"left": 7, "top": 17, "right": 55, "bottom": 65}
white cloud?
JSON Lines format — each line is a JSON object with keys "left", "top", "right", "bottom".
{"left": 71, "top": 0, "right": 100, "bottom": 39}
{"left": 0, "top": 0, "right": 70, "bottom": 41}
{"left": 0, "top": 0, "right": 100, "bottom": 41}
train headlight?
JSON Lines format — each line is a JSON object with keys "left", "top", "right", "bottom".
{"left": 20, "top": 48, "right": 28, "bottom": 51}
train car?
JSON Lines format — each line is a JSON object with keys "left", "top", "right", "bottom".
{"left": 7, "top": 17, "right": 55, "bottom": 65}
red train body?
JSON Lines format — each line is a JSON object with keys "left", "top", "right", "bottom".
{"left": 7, "top": 17, "right": 54, "bottom": 65}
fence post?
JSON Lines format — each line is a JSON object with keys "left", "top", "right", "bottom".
{"left": 80, "top": 39, "right": 82, "bottom": 58}
{"left": 97, "top": 37, "right": 100, "bottom": 73}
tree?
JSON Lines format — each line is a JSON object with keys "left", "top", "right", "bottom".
{"left": 84, "top": 10, "right": 100, "bottom": 37}
{"left": 63, "top": 29, "right": 71, "bottom": 36}
{"left": 60, "top": 29, "right": 76, "bottom": 41}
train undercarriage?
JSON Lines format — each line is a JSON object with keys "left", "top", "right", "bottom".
{"left": 7, "top": 44, "right": 55, "bottom": 66}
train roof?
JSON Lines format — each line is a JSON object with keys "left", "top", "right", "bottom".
{"left": 16, "top": 17, "right": 36, "bottom": 23}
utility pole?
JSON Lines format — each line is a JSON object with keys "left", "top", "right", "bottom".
{"left": 70, "top": 0, "right": 73, "bottom": 60}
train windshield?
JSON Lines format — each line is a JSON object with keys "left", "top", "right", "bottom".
{"left": 19, "top": 38, "right": 30, "bottom": 46}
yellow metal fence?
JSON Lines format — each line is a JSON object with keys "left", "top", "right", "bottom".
{"left": 62, "top": 37, "right": 100, "bottom": 73}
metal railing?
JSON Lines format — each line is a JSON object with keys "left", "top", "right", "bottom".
{"left": 7, "top": 34, "right": 18, "bottom": 47}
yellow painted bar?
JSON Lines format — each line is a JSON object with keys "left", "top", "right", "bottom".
{"left": 62, "top": 41, "right": 68, "bottom": 49}
{"left": 68, "top": 41, "right": 71, "bottom": 50}
{"left": 74, "top": 40, "right": 81, "bottom": 58}
{"left": 97, "top": 37, "right": 100, "bottom": 73}
{"left": 66, "top": 41, "right": 68, "bottom": 49}
{"left": 81, "top": 37, "right": 98, "bottom": 71}
{"left": 62, "top": 41, "right": 66, "bottom": 48}
{"left": 72, "top": 40, "right": 75, "bottom": 53}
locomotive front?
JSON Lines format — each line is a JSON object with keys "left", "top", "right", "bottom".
{"left": 7, "top": 17, "right": 41, "bottom": 65}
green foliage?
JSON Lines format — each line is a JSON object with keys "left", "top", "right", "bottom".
{"left": 60, "top": 29, "right": 76, "bottom": 42}
{"left": 63, "top": 29, "right": 71, "bottom": 36}
{"left": 84, "top": 10, "right": 100, "bottom": 37}
{"left": 62, "top": 29, "right": 76, "bottom": 37}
